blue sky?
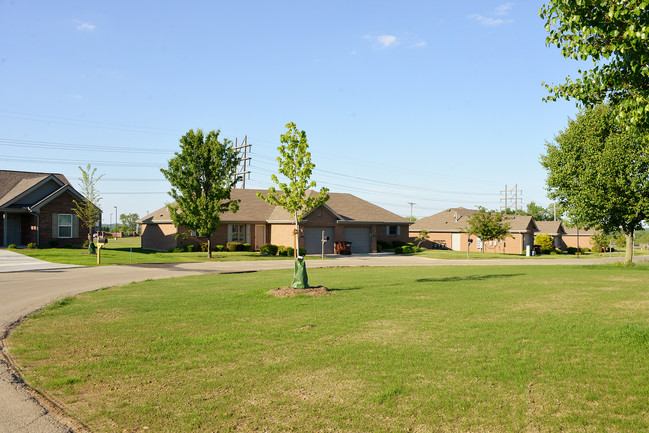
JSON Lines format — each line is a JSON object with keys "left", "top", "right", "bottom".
{"left": 1, "top": 1, "right": 583, "bottom": 222}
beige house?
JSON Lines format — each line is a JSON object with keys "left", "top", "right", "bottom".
{"left": 562, "top": 226, "right": 598, "bottom": 250}
{"left": 409, "top": 207, "right": 538, "bottom": 254}
{"left": 139, "top": 189, "right": 411, "bottom": 254}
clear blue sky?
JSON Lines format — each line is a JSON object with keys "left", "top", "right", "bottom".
{"left": 1, "top": 1, "right": 583, "bottom": 222}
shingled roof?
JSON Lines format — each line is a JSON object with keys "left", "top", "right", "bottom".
{"left": 139, "top": 189, "right": 410, "bottom": 225}
{"left": 411, "top": 207, "right": 538, "bottom": 233}
{"left": 535, "top": 220, "right": 565, "bottom": 236}
{"left": 0, "top": 170, "right": 74, "bottom": 209}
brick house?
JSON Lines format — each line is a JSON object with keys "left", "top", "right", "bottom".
{"left": 409, "top": 207, "right": 538, "bottom": 254}
{"left": 534, "top": 220, "right": 567, "bottom": 250}
{"left": 138, "top": 189, "right": 411, "bottom": 254}
{"left": 0, "top": 170, "right": 97, "bottom": 247}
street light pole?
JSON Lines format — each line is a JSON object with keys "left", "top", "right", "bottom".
{"left": 114, "top": 206, "right": 118, "bottom": 232}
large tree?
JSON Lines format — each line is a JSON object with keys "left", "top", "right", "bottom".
{"left": 540, "top": 1, "right": 649, "bottom": 130}
{"left": 464, "top": 208, "right": 511, "bottom": 254}
{"left": 541, "top": 105, "right": 649, "bottom": 264}
{"left": 524, "top": 201, "right": 553, "bottom": 221}
{"left": 72, "top": 164, "right": 103, "bottom": 254}
{"left": 257, "top": 122, "right": 329, "bottom": 288}
{"left": 161, "top": 129, "right": 240, "bottom": 258}
{"left": 119, "top": 212, "right": 139, "bottom": 233}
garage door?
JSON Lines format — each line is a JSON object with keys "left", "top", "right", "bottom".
{"left": 344, "top": 227, "right": 372, "bottom": 253}
{"left": 304, "top": 227, "right": 335, "bottom": 255}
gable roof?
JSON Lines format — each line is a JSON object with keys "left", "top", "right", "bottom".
{"left": 410, "top": 207, "right": 478, "bottom": 232}
{"left": 0, "top": 170, "right": 80, "bottom": 210}
{"left": 562, "top": 226, "right": 599, "bottom": 236}
{"left": 411, "top": 208, "right": 538, "bottom": 234}
{"left": 535, "top": 220, "right": 565, "bottom": 236}
{"left": 139, "top": 189, "right": 410, "bottom": 226}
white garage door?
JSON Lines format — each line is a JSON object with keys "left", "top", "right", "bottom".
{"left": 344, "top": 227, "right": 372, "bottom": 253}
{"left": 304, "top": 227, "right": 335, "bottom": 255}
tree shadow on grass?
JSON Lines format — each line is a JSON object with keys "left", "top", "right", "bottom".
{"left": 416, "top": 273, "right": 524, "bottom": 283}
{"left": 327, "top": 286, "right": 362, "bottom": 292}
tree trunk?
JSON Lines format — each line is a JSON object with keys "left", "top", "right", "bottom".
{"left": 624, "top": 230, "right": 634, "bottom": 265}
{"left": 207, "top": 236, "right": 212, "bottom": 259}
{"left": 294, "top": 217, "right": 299, "bottom": 259}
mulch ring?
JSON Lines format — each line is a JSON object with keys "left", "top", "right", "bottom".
{"left": 267, "top": 286, "right": 332, "bottom": 298}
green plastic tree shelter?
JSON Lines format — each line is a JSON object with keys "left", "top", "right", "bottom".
{"left": 291, "top": 257, "right": 309, "bottom": 289}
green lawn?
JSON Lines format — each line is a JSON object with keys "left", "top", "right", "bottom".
{"left": 415, "top": 248, "right": 647, "bottom": 260}
{"left": 12, "top": 237, "right": 316, "bottom": 266}
{"left": 7, "top": 264, "right": 649, "bottom": 432}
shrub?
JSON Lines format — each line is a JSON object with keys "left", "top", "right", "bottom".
{"left": 402, "top": 245, "right": 415, "bottom": 254}
{"left": 299, "top": 248, "right": 306, "bottom": 257}
{"left": 65, "top": 243, "right": 73, "bottom": 248}
{"left": 394, "top": 246, "right": 403, "bottom": 255}
{"left": 278, "top": 247, "right": 288, "bottom": 256}
{"left": 83, "top": 240, "right": 89, "bottom": 248}
{"left": 285, "top": 246, "right": 295, "bottom": 257}
{"left": 260, "top": 244, "right": 279, "bottom": 256}
{"left": 227, "top": 242, "right": 243, "bottom": 252}
{"left": 377, "top": 244, "right": 383, "bottom": 253}
{"left": 48, "top": 240, "right": 59, "bottom": 248}
{"left": 581, "top": 247, "right": 590, "bottom": 253}
{"left": 392, "top": 240, "right": 406, "bottom": 248}
{"left": 173, "top": 246, "right": 186, "bottom": 253}
{"left": 242, "top": 243, "right": 251, "bottom": 252}
{"left": 566, "top": 247, "right": 578, "bottom": 255}
{"left": 535, "top": 234, "right": 554, "bottom": 254}
{"left": 214, "top": 245, "right": 225, "bottom": 252}
{"left": 186, "top": 244, "right": 196, "bottom": 252}
{"left": 8, "top": 244, "right": 17, "bottom": 249}
{"left": 27, "top": 243, "right": 37, "bottom": 249}
{"left": 377, "top": 240, "right": 392, "bottom": 249}
{"left": 200, "top": 242, "right": 209, "bottom": 252}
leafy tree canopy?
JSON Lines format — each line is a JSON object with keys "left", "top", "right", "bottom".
{"left": 540, "top": 1, "right": 649, "bottom": 130}
{"left": 119, "top": 213, "right": 139, "bottom": 233}
{"left": 524, "top": 202, "right": 553, "bottom": 221}
{"left": 257, "top": 122, "right": 329, "bottom": 259}
{"left": 73, "top": 164, "right": 103, "bottom": 253}
{"left": 465, "top": 207, "right": 511, "bottom": 252}
{"left": 541, "top": 104, "right": 649, "bottom": 264}
{"left": 161, "top": 129, "right": 240, "bottom": 257}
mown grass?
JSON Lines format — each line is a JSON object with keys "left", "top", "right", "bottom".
{"left": 12, "top": 237, "right": 316, "bottom": 266}
{"left": 415, "top": 247, "right": 647, "bottom": 260}
{"left": 7, "top": 264, "right": 649, "bottom": 432}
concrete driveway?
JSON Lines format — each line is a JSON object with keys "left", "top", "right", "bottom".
{"left": 0, "top": 252, "right": 637, "bottom": 432}
{"left": 0, "top": 249, "right": 82, "bottom": 273}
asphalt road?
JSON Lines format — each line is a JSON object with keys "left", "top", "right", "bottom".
{"left": 0, "top": 251, "right": 638, "bottom": 432}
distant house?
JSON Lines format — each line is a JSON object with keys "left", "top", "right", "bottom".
{"left": 562, "top": 226, "right": 599, "bottom": 250}
{"left": 534, "top": 220, "right": 567, "bottom": 250}
{"left": 409, "top": 207, "right": 538, "bottom": 254}
{"left": 0, "top": 170, "right": 95, "bottom": 247}
{"left": 138, "top": 189, "right": 411, "bottom": 254}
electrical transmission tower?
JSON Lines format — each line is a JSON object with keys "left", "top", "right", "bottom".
{"left": 500, "top": 184, "right": 523, "bottom": 214}
{"left": 233, "top": 136, "right": 251, "bottom": 189}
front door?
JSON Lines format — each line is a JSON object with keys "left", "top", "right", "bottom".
{"left": 254, "top": 225, "right": 266, "bottom": 251}
{"left": 6, "top": 213, "right": 21, "bottom": 246}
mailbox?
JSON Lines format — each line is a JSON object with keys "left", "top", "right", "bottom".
{"left": 97, "top": 238, "right": 108, "bottom": 245}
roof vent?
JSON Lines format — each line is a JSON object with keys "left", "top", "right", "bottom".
{"left": 454, "top": 212, "right": 458, "bottom": 222}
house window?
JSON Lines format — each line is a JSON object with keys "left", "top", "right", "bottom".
{"left": 58, "top": 214, "right": 72, "bottom": 238}
{"left": 231, "top": 224, "right": 246, "bottom": 242}
{"left": 190, "top": 230, "right": 198, "bottom": 237}
{"left": 387, "top": 225, "right": 400, "bottom": 236}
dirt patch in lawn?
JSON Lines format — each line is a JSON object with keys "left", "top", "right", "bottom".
{"left": 267, "top": 286, "right": 332, "bottom": 297}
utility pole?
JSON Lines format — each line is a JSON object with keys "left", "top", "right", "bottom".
{"left": 500, "top": 184, "right": 508, "bottom": 213}
{"left": 233, "top": 136, "right": 252, "bottom": 188}
{"left": 408, "top": 202, "right": 416, "bottom": 221}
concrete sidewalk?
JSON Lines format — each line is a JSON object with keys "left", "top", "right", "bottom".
{"left": 0, "top": 252, "right": 639, "bottom": 432}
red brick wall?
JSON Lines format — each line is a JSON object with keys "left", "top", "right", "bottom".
{"left": 39, "top": 191, "right": 88, "bottom": 247}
